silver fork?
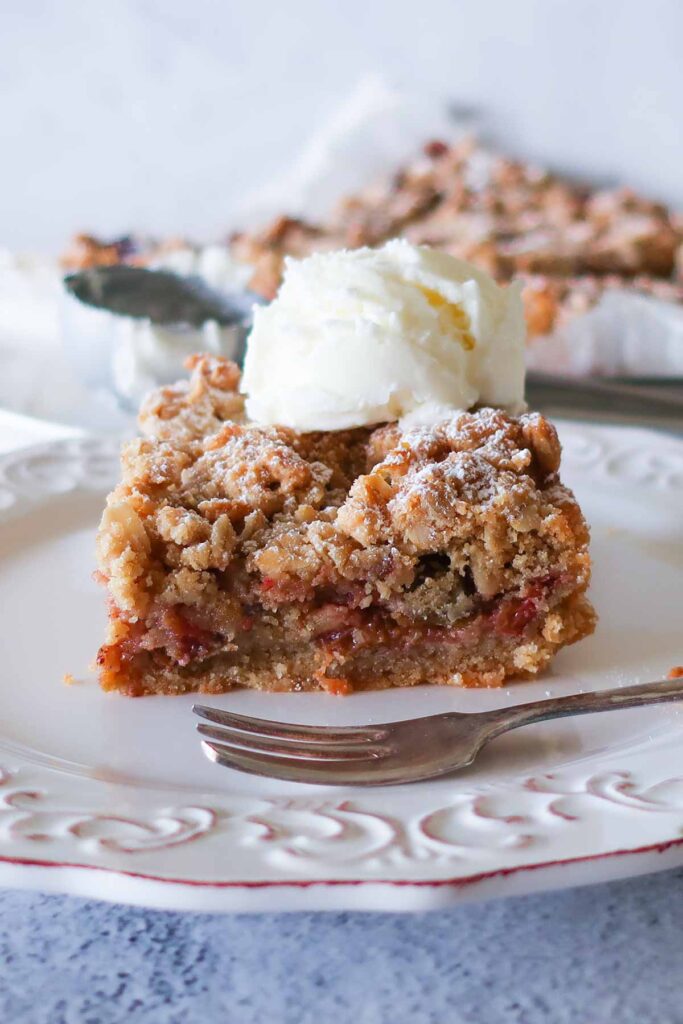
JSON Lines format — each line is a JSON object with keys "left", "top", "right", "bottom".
{"left": 193, "top": 678, "right": 683, "bottom": 786}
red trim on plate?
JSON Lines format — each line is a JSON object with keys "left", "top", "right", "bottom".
{"left": 0, "top": 835, "right": 682, "bottom": 890}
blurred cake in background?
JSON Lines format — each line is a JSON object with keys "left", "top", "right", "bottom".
{"left": 62, "top": 137, "right": 683, "bottom": 379}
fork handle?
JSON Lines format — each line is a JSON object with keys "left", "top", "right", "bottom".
{"left": 481, "top": 677, "right": 683, "bottom": 737}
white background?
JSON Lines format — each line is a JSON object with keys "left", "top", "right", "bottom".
{"left": 1, "top": 0, "right": 681, "bottom": 250}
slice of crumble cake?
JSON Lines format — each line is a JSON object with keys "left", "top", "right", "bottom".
{"left": 95, "top": 355, "right": 595, "bottom": 696}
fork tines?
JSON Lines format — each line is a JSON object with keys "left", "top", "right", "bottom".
{"left": 192, "top": 704, "right": 391, "bottom": 784}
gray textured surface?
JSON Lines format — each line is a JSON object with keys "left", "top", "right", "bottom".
{"left": 1, "top": 871, "right": 682, "bottom": 1024}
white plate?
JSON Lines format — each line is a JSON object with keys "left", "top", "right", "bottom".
{"left": 0, "top": 422, "right": 682, "bottom": 913}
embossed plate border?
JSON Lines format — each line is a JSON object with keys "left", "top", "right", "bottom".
{"left": 1, "top": 424, "right": 683, "bottom": 912}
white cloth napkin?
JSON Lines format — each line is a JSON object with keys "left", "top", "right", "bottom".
{"left": 0, "top": 408, "right": 81, "bottom": 455}
{"left": 0, "top": 250, "right": 132, "bottom": 433}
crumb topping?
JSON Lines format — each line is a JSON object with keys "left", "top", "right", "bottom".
{"left": 95, "top": 354, "right": 596, "bottom": 695}
{"left": 138, "top": 354, "right": 245, "bottom": 441}
{"left": 97, "top": 358, "right": 590, "bottom": 640}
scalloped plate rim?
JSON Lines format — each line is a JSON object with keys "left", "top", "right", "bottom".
{"left": 1, "top": 420, "right": 683, "bottom": 912}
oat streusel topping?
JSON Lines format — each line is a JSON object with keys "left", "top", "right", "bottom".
{"left": 96, "top": 356, "right": 594, "bottom": 695}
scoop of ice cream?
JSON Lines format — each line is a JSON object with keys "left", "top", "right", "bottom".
{"left": 241, "top": 239, "right": 526, "bottom": 431}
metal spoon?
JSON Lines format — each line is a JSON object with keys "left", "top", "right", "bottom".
{"left": 63, "top": 264, "right": 262, "bottom": 327}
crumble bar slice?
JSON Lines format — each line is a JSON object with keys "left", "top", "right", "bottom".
{"left": 95, "top": 355, "right": 595, "bottom": 696}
